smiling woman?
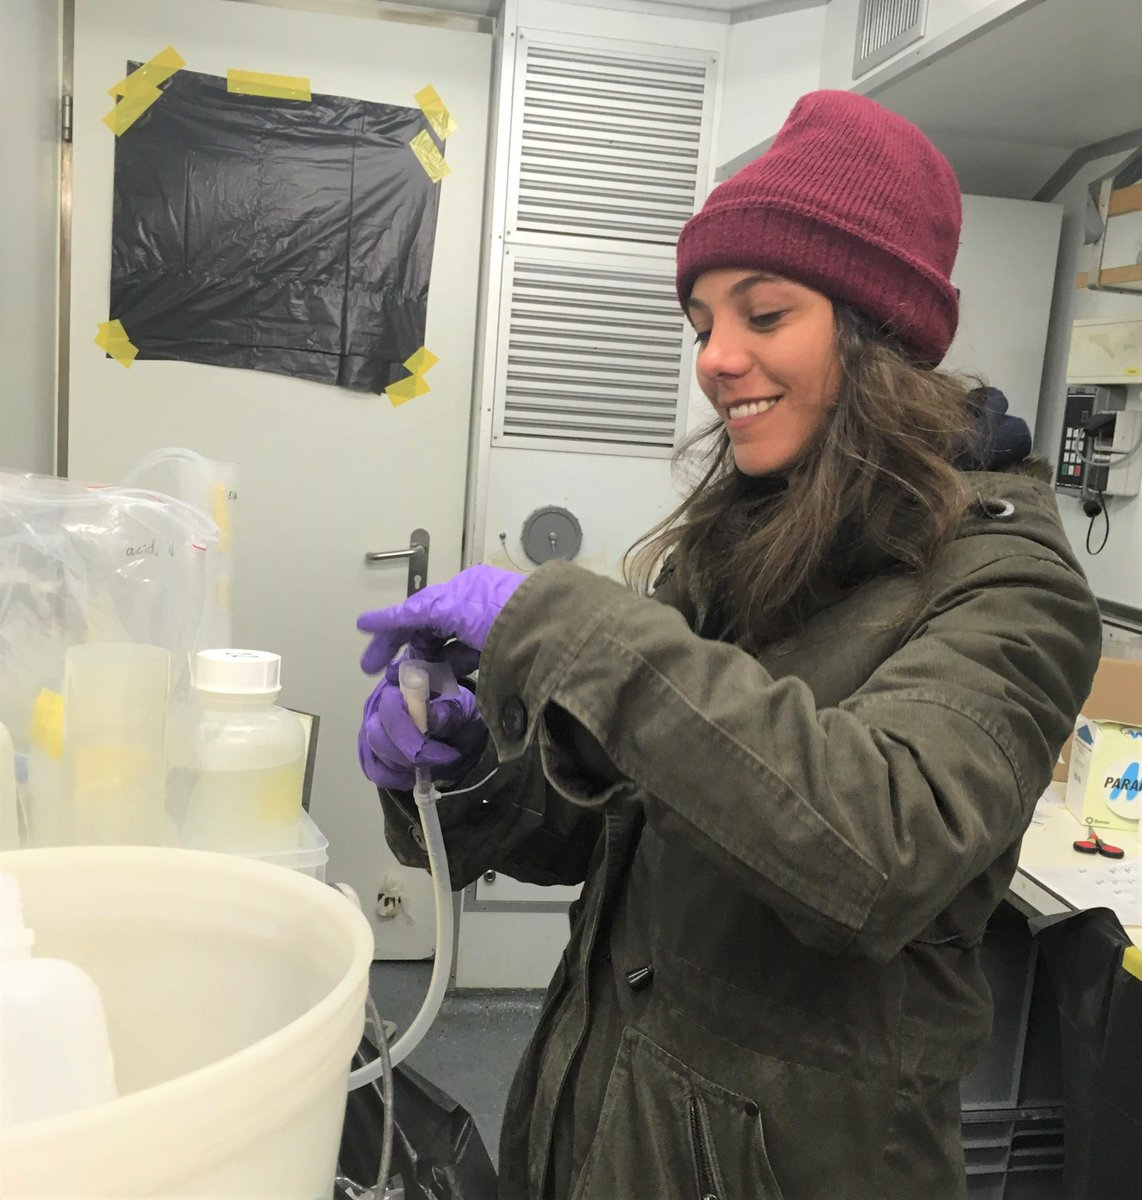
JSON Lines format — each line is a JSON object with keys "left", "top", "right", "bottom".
{"left": 633, "top": 286, "right": 977, "bottom": 648}
{"left": 685, "top": 270, "right": 841, "bottom": 477}
{"left": 358, "top": 89, "right": 1103, "bottom": 1200}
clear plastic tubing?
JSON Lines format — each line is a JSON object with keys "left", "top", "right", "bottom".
{"left": 347, "top": 660, "right": 454, "bottom": 1088}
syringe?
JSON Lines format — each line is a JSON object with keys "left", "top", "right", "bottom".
{"left": 397, "top": 660, "right": 434, "bottom": 802}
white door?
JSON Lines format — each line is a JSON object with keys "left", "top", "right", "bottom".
{"left": 67, "top": 0, "right": 491, "bottom": 958}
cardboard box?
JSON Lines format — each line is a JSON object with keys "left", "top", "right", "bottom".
{"left": 1053, "top": 656, "right": 1142, "bottom": 783}
{"left": 1065, "top": 716, "right": 1142, "bottom": 832}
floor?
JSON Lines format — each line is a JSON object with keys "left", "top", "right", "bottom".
{"left": 369, "top": 960, "right": 545, "bottom": 1168}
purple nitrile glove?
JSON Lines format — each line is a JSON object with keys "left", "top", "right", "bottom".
{"left": 357, "top": 666, "right": 487, "bottom": 791}
{"left": 357, "top": 564, "right": 526, "bottom": 677}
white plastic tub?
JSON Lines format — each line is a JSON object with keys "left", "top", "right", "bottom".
{"left": 0, "top": 845, "right": 373, "bottom": 1197}
{"left": 244, "top": 808, "right": 329, "bottom": 880}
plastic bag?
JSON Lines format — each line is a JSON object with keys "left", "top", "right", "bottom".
{"left": 338, "top": 1040, "right": 497, "bottom": 1200}
{"left": 1030, "top": 906, "right": 1142, "bottom": 1198}
{"left": 120, "top": 448, "right": 238, "bottom": 652}
{"left": 111, "top": 66, "right": 441, "bottom": 394}
{"left": 0, "top": 470, "right": 217, "bottom": 753}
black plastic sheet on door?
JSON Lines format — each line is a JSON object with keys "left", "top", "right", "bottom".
{"left": 109, "top": 65, "right": 443, "bottom": 393}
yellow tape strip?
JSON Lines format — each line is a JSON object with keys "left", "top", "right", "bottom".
{"left": 385, "top": 375, "right": 431, "bottom": 405}
{"left": 415, "top": 85, "right": 457, "bottom": 141}
{"left": 107, "top": 46, "right": 185, "bottom": 97}
{"left": 403, "top": 347, "right": 439, "bottom": 376}
{"left": 103, "top": 46, "right": 184, "bottom": 135}
{"left": 94, "top": 319, "right": 138, "bottom": 368}
{"left": 210, "top": 482, "right": 231, "bottom": 550}
{"left": 30, "top": 689, "right": 64, "bottom": 761}
{"left": 1124, "top": 946, "right": 1142, "bottom": 984}
{"left": 385, "top": 346, "right": 438, "bottom": 406}
{"left": 227, "top": 69, "right": 311, "bottom": 101}
{"left": 409, "top": 130, "right": 450, "bottom": 184}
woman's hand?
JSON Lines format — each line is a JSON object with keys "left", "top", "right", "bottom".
{"left": 357, "top": 564, "right": 525, "bottom": 676}
{"left": 357, "top": 659, "right": 487, "bottom": 790}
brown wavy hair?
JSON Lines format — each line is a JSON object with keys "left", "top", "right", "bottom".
{"left": 624, "top": 303, "right": 979, "bottom": 650}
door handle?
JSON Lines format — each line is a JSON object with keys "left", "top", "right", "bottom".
{"left": 365, "top": 528, "right": 430, "bottom": 596}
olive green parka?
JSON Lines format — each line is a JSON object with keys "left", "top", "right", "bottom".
{"left": 379, "top": 466, "right": 1101, "bottom": 1200}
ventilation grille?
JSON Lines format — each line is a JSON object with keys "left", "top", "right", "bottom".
{"left": 495, "top": 255, "right": 688, "bottom": 452}
{"left": 853, "top": 0, "right": 927, "bottom": 77}
{"left": 510, "top": 38, "right": 710, "bottom": 246}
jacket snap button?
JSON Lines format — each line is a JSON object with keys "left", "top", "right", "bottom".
{"left": 975, "top": 496, "right": 1015, "bottom": 520}
{"left": 501, "top": 697, "right": 527, "bottom": 739}
{"left": 625, "top": 965, "right": 654, "bottom": 992}
{"left": 744, "top": 1101, "right": 760, "bottom": 1119}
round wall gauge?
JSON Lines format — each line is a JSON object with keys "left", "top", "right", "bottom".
{"left": 520, "top": 506, "right": 583, "bottom": 564}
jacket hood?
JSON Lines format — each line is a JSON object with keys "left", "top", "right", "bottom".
{"left": 954, "top": 387, "right": 1032, "bottom": 472}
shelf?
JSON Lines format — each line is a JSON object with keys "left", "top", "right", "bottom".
{"left": 1074, "top": 264, "right": 1142, "bottom": 290}
{"left": 1109, "top": 184, "right": 1142, "bottom": 218}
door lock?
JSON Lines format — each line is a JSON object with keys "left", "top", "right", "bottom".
{"left": 364, "top": 528, "right": 430, "bottom": 597}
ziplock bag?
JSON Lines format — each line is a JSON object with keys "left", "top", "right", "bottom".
{"left": 0, "top": 470, "right": 217, "bottom": 754}
{"left": 121, "top": 448, "right": 238, "bottom": 652}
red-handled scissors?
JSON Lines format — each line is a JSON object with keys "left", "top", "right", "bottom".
{"left": 1073, "top": 830, "right": 1126, "bottom": 860}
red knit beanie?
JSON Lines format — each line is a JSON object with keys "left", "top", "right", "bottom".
{"left": 676, "top": 90, "right": 961, "bottom": 365}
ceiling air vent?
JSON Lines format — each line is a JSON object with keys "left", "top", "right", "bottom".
{"left": 493, "top": 251, "right": 689, "bottom": 456}
{"left": 508, "top": 33, "right": 714, "bottom": 247}
{"left": 853, "top": 0, "right": 928, "bottom": 78}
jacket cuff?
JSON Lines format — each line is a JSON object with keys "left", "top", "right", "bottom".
{"left": 478, "top": 561, "right": 628, "bottom": 761}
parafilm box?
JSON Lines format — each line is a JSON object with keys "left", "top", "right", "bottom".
{"left": 1065, "top": 717, "right": 1142, "bottom": 832}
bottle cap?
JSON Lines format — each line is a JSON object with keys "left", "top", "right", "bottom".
{"left": 194, "top": 649, "right": 282, "bottom": 696}
{"left": 0, "top": 872, "right": 35, "bottom": 960}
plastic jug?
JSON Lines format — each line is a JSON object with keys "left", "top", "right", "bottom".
{"left": 181, "top": 650, "right": 306, "bottom": 854}
{"left": 61, "top": 643, "right": 171, "bottom": 846}
{"left": 0, "top": 872, "right": 117, "bottom": 1127}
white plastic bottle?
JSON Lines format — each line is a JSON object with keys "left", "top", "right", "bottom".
{"left": 180, "top": 650, "right": 306, "bottom": 854}
{"left": 0, "top": 873, "right": 118, "bottom": 1126}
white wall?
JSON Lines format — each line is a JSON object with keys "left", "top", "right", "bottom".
{"left": 715, "top": 2, "right": 826, "bottom": 169}
{"left": 1037, "top": 150, "right": 1142, "bottom": 608}
{"left": 0, "top": 0, "right": 61, "bottom": 474}
{"left": 820, "top": 0, "right": 999, "bottom": 91}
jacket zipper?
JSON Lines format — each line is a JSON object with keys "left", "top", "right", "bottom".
{"left": 688, "top": 1096, "right": 719, "bottom": 1200}
{"left": 534, "top": 814, "right": 627, "bottom": 1194}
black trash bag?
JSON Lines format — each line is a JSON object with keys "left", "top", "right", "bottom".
{"left": 337, "top": 1037, "right": 498, "bottom": 1200}
{"left": 110, "top": 65, "right": 442, "bottom": 394}
{"left": 1030, "top": 906, "right": 1142, "bottom": 1200}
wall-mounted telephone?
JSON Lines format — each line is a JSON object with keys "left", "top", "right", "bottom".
{"left": 1055, "top": 385, "right": 1142, "bottom": 500}
{"left": 1055, "top": 388, "right": 1097, "bottom": 494}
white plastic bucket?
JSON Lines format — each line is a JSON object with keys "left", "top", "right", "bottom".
{"left": 0, "top": 845, "right": 374, "bottom": 1197}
